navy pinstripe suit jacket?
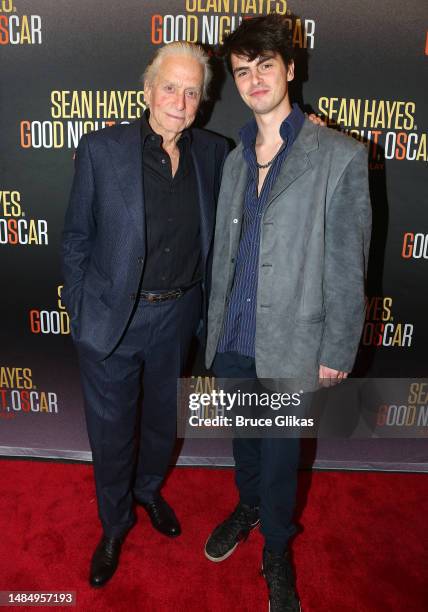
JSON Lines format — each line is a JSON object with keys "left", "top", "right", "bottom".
{"left": 61, "top": 118, "right": 229, "bottom": 359}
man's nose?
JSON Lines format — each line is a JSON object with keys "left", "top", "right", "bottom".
{"left": 250, "top": 68, "right": 262, "bottom": 86}
{"left": 175, "top": 91, "right": 185, "bottom": 110}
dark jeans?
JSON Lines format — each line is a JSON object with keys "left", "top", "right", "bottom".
{"left": 78, "top": 284, "right": 201, "bottom": 538}
{"left": 213, "top": 351, "right": 300, "bottom": 553}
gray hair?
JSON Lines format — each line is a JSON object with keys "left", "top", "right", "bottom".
{"left": 143, "top": 42, "right": 212, "bottom": 101}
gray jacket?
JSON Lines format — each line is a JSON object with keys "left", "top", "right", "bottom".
{"left": 206, "top": 119, "right": 372, "bottom": 382}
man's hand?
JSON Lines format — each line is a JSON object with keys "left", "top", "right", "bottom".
{"left": 306, "top": 113, "right": 326, "bottom": 126}
{"left": 319, "top": 364, "right": 348, "bottom": 387}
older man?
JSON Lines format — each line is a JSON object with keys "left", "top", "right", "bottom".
{"left": 61, "top": 42, "right": 229, "bottom": 587}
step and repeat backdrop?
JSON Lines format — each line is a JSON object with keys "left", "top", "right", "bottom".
{"left": 1, "top": 1, "right": 427, "bottom": 469}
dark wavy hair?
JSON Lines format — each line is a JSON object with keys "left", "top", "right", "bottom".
{"left": 221, "top": 14, "right": 295, "bottom": 74}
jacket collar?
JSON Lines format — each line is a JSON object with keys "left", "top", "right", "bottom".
{"left": 239, "top": 103, "right": 305, "bottom": 152}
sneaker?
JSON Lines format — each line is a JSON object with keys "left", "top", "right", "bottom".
{"left": 204, "top": 502, "right": 260, "bottom": 562}
{"left": 262, "top": 548, "right": 301, "bottom": 612}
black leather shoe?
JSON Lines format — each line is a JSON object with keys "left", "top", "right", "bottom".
{"left": 139, "top": 495, "right": 181, "bottom": 537}
{"left": 89, "top": 535, "right": 122, "bottom": 587}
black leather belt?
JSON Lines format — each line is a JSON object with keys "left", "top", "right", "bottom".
{"left": 139, "top": 289, "right": 184, "bottom": 302}
{"left": 139, "top": 280, "right": 201, "bottom": 302}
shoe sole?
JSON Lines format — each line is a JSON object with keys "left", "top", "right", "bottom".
{"left": 204, "top": 519, "right": 260, "bottom": 563}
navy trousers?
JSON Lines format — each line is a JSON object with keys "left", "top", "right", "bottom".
{"left": 78, "top": 285, "right": 201, "bottom": 538}
{"left": 213, "top": 351, "right": 301, "bottom": 553}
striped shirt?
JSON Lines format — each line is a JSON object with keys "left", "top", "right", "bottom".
{"left": 217, "top": 104, "right": 305, "bottom": 358}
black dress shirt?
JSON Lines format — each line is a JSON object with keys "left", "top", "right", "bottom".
{"left": 140, "top": 112, "right": 201, "bottom": 290}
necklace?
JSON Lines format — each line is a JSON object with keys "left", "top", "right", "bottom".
{"left": 255, "top": 140, "right": 287, "bottom": 169}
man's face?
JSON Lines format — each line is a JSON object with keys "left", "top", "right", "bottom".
{"left": 144, "top": 54, "right": 204, "bottom": 138}
{"left": 230, "top": 52, "right": 294, "bottom": 116}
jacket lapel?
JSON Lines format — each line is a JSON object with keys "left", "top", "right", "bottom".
{"left": 265, "top": 120, "right": 318, "bottom": 210}
{"left": 191, "top": 133, "right": 213, "bottom": 260}
{"left": 265, "top": 147, "right": 311, "bottom": 209}
{"left": 107, "top": 120, "right": 145, "bottom": 242}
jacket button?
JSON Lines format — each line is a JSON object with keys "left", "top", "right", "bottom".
{"left": 130, "top": 293, "right": 136, "bottom": 300}
{"left": 233, "top": 218, "right": 238, "bottom": 224}
{"left": 137, "top": 256, "right": 144, "bottom": 264}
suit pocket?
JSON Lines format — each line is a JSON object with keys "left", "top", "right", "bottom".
{"left": 83, "top": 264, "right": 112, "bottom": 298}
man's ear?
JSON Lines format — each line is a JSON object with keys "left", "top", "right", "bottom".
{"left": 143, "top": 81, "right": 151, "bottom": 107}
{"left": 287, "top": 60, "right": 295, "bottom": 83}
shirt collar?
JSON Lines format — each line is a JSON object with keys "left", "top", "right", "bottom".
{"left": 239, "top": 103, "right": 305, "bottom": 150}
{"left": 141, "top": 110, "right": 192, "bottom": 146}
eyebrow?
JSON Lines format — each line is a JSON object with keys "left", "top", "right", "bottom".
{"left": 161, "top": 80, "right": 201, "bottom": 91}
{"left": 232, "top": 54, "right": 276, "bottom": 75}
{"left": 256, "top": 54, "right": 275, "bottom": 65}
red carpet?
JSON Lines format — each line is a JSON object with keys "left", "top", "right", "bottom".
{"left": 0, "top": 460, "right": 426, "bottom": 611}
